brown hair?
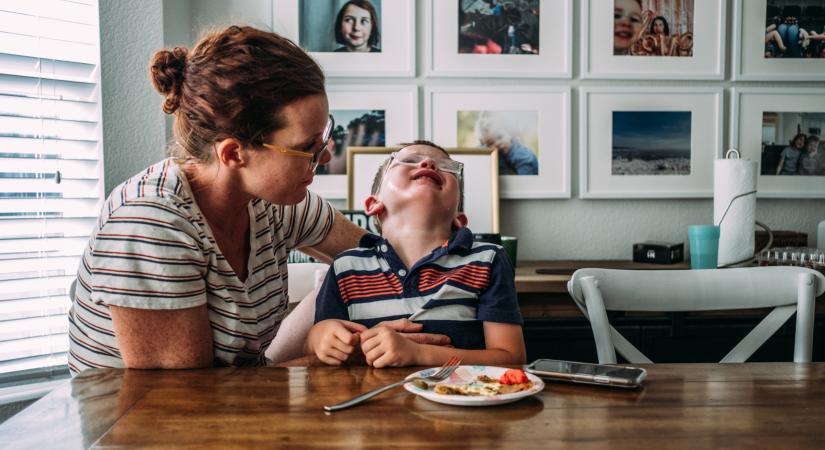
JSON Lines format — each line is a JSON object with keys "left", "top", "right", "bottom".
{"left": 335, "top": 0, "right": 381, "bottom": 49}
{"left": 149, "top": 26, "right": 325, "bottom": 162}
{"left": 370, "top": 140, "right": 464, "bottom": 212}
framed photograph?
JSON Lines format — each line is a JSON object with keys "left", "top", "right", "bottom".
{"left": 733, "top": 0, "right": 825, "bottom": 80}
{"left": 273, "top": 0, "right": 414, "bottom": 77}
{"left": 425, "top": 0, "right": 572, "bottom": 78}
{"left": 730, "top": 88, "right": 825, "bottom": 198}
{"left": 580, "top": 87, "right": 723, "bottom": 198}
{"left": 425, "top": 86, "right": 570, "bottom": 199}
{"left": 582, "top": 0, "right": 725, "bottom": 79}
{"left": 310, "top": 85, "right": 417, "bottom": 200}
{"left": 346, "top": 147, "right": 500, "bottom": 234}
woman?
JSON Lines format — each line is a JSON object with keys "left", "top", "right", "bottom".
{"left": 334, "top": 0, "right": 381, "bottom": 52}
{"left": 67, "top": 26, "right": 437, "bottom": 374}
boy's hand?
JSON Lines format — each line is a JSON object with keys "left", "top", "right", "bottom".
{"left": 375, "top": 318, "right": 452, "bottom": 347}
{"left": 306, "top": 319, "right": 367, "bottom": 366}
{"left": 360, "top": 326, "right": 418, "bottom": 368}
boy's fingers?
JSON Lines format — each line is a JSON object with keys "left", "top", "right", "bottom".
{"left": 402, "top": 332, "right": 451, "bottom": 346}
{"left": 340, "top": 320, "right": 368, "bottom": 333}
{"left": 379, "top": 318, "right": 423, "bottom": 333}
{"left": 360, "top": 334, "right": 381, "bottom": 355}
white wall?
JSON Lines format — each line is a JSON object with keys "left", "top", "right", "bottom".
{"left": 100, "top": 0, "right": 824, "bottom": 260}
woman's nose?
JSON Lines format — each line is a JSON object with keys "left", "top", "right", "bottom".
{"left": 318, "top": 147, "right": 332, "bottom": 166}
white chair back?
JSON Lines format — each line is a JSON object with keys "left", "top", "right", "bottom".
{"left": 567, "top": 266, "right": 825, "bottom": 364}
{"left": 287, "top": 263, "right": 329, "bottom": 303}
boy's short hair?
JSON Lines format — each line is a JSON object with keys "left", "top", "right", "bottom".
{"left": 370, "top": 140, "right": 465, "bottom": 212}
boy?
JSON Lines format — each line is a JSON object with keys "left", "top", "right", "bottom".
{"left": 307, "top": 141, "right": 525, "bottom": 368}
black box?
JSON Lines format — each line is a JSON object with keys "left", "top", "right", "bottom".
{"left": 633, "top": 242, "right": 684, "bottom": 264}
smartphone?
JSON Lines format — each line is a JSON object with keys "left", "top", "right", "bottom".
{"left": 524, "top": 359, "right": 647, "bottom": 389}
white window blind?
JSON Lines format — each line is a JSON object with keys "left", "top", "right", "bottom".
{"left": 0, "top": 0, "right": 104, "bottom": 386}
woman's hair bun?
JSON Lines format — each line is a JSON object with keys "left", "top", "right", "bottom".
{"left": 149, "top": 46, "right": 189, "bottom": 114}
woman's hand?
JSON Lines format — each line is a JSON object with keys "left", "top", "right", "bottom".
{"left": 306, "top": 319, "right": 367, "bottom": 366}
{"left": 360, "top": 326, "right": 419, "bottom": 368}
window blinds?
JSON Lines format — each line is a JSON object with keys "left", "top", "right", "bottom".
{"left": 0, "top": 0, "right": 103, "bottom": 385}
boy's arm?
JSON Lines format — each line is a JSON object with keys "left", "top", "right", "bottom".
{"left": 306, "top": 263, "right": 366, "bottom": 365}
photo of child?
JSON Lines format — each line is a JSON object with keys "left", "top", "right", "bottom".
{"left": 458, "top": 0, "right": 540, "bottom": 54}
{"left": 299, "top": 0, "right": 382, "bottom": 53}
{"left": 612, "top": 111, "right": 692, "bottom": 175}
{"left": 761, "top": 112, "right": 825, "bottom": 176}
{"left": 457, "top": 110, "right": 539, "bottom": 175}
{"left": 613, "top": 0, "right": 694, "bottom": 57}
{"left": 764, "top": 1, "right": 825, "bottom": 59}
{"left": 316, "top": 110, "right": 385, "bottom": 175}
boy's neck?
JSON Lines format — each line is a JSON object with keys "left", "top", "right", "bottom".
{"left": 381, "top": 216, "right": 454, "bottom": 270}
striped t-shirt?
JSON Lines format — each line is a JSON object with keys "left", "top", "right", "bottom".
{"left": 68, "top": 158, "right": 334, "bottom": 374}
{"left": 314, "top": 228, "right": 522, "bottom": 349}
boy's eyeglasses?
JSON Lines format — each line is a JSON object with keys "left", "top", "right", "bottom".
{"left": 388, "top": 152, "right": 464, "bottom": 177}
{"left": 262, "top": 115, "right": 335, "bottom": 173}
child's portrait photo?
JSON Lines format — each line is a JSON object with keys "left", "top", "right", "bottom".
{"left": 299, "top": 0, "right": 382, "bottom": 53}
{"left": 457, "top": 110, "right": 539, "bottom": 175}
{"left": 611, "top": 111, "right": 692, "bottom": 175}
{"left": 761, "top": 112, "right": 825, "bottom": 176}
{"left": 764, "top": 1, "right": 825, "bottom": 59}
{"left": 317, "top": 109, "right": 385, "bottom": 175}
{"left": 458, "top": 0, "right": 541, "bottom": 55}
{"left": 613, "top": 0, "right": 694, "bottom": 57}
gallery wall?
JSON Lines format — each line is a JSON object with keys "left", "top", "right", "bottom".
{"left": 99, "top": 0, "right": 824, "bottom": 261}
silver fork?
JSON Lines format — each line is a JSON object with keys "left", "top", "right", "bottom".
{"left": 323, "top": 356, "right": 461, "bottom": 412}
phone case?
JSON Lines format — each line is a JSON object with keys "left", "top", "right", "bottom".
{"left": 524, "top": 359, "right": 647, "bottom": 389}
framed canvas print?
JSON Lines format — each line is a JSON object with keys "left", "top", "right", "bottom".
{"left": 425, "top": 86, "right": 570, "bottom": 199}
{"left": 425, "top": 0, "right": 571, "bottom": 78}
{"left": 580, "top": 87, "right": 723, "bottom": 198}
{"left": 310, "top": 85, "right": 417, "bottom": 200}
{"left": 733, "top": 0, "right": 825, "bottom": 80}
{"left": 582, "top": 0, "right": 725, "bottom": 79}
{"left": 347, "top": 147, "right": 500, "bottom": 233}
{"left": 730, "top": 87, "right": 825, "bottom": 198}
{"left": 273, "top": 0, "right": 414, "bottom": 77}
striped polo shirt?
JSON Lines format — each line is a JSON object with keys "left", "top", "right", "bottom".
{"left": 68, "top": 158, "right": 334, "bottom": 374}
{"left": 314, "top": 228, "right": 522, "bottom": 349}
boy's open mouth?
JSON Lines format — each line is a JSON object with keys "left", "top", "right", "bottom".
{"left": 411, "top": 169, "right": 443, "bottom": 186}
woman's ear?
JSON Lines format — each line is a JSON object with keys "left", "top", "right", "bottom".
{"left": 364, "top": 195, "right": 385, "bottom": 217}
{"left": 214, "top": 138, "right": 245, "bottom": 168}
{"left": 452, "top": 213, "right": 468, "bottom": 230}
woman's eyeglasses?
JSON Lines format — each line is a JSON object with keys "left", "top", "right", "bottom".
{"left": 388, "top": 152, "right": 464, "bottom": 177}
{"left": 263, "top": 115, "right": 335, "bottom": 173}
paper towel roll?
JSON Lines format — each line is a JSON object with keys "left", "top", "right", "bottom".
{"left": 713, "top": 158, "right": 758, "bottom": 266}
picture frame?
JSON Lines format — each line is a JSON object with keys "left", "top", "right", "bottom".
{"left": 346, "top": 147, "right": 500, "bottom": 234}
{"left": 272, "top": 0, "right": 414, "bottom": 77}
{"left": 732, "top": 0, "right": 825, "bottom": 81}
{"left": 311, "top": 85, "right": 417, "bottom": 200}
{"left": 425, "top": 0, "right": 572, "bottom": 78}
{"left": 730, "top": 87, "right": 825, "bottom": 198}
{"left": 582, "top": 0, "right": 726, "bottom": 80}
{"left": 579, "top": 87, "right": 723, "bottom": 199}
{"left": 425, "top": 85, "right": 570, "bottom": 199}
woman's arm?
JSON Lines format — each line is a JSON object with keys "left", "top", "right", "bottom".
{"left": 300, "top": 209, "right": 367, "bottom": 263}
{"left": 110, "top": 304, "right": 213, "bottom": 369}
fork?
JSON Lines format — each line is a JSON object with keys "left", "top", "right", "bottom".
{"left": 323, "top": 356, "right": 461, "bottom": 412}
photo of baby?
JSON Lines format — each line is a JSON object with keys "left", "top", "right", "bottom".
{"left": 316, "top": 109, "right": 385, "bottom": 175}
{"left": 299, "top": 0, "right": 382, "bottom": 53}
{"left": 761, "top": 112, "right": 825, "bottom": 176}
{"left": 612, "top": 111, "right": 692, "bottom": 175}
{"left": 613, "top": 0, "right": 694, "bottom": 57}
{"left": 764, "top": 1, "right": 825, "bottom": 59}
{"left": 457, "top": 110, "right": 539, "bottom": 175}
{"left": 458, "top": 0, "right": 540, "bottom": 54}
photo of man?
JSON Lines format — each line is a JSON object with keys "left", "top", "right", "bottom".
{"left": 457, "top": 110, "right": 539, "bottom": 175}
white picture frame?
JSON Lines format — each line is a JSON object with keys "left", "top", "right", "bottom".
{"left": 579, "top": 87, "right": 723, "bottom": 199}
{"left": 582, "top": 0, "right": 726, "bottom": 80}
{"left": 272, "top": 0, "right": 414, "bottom": 77}
{"left": 732, "top": 0, "right": 825, "bottom": 81}
{"left": 425, "top": 0, "right": 572, "bottom": 78}
{"left": 310, "top": 85, "right": 417, "bottom": 200}
{"left": 425, "top": 86, "right": 571, "bottom": 199}
{"left": 346, "top": 147, "right": 500, "bottom": 234}
{"left": 730, "top": 87, "right": 825, "bottom": 198}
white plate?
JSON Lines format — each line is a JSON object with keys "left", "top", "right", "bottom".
{"left": 403, "top": 365, "right": 545, "bottom": 407}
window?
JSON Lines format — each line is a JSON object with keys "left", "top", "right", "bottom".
{"left": 0, "top": 0, "right": 104, "bottom": 388}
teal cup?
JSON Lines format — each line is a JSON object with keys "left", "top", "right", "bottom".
{"left": 687, "top": 225, "right": 720, "bottom": 269}
{"left": 501, "top": 236, "right": 518, "bottom": 267}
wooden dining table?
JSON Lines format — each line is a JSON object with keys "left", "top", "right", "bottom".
{"left": 1, "top": 362, "right": 824, "bottom": 449}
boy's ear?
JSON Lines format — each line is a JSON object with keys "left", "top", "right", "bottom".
{"left": 364, "top": 195, "right": 385, "bottom": 217}
{"left": 452, "top": 212, "right": 468, "bottom": 230}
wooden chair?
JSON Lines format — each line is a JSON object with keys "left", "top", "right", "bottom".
{"left": 567, "top": 266, "right": 825, "bottom": 364}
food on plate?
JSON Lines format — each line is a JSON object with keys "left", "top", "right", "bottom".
{"left": 433, "top": 369, "right": 533, "bottom": 396}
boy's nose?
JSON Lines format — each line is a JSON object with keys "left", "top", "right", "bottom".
{"left": 418, "top": 158, "right": 437, "bottom": 170}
